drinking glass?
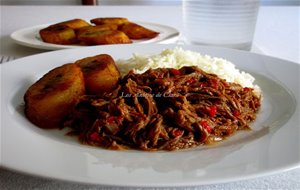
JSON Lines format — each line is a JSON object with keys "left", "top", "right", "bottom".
{"left": 182, "top": 0, "right": 260, "bottom": 50}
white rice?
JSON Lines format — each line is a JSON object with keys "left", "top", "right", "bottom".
{"left": 117, "top": 47, "right": 261, "bottom": 95}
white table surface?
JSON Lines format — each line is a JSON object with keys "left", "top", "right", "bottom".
{"left": 0, "top": 5, "right": 299, "bottom": 190}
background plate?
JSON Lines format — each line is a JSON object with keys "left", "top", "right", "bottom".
{"left": 10, "top": 22, "right": 179, "bottom": 50}
{"left": 1, "top": 44, "right": 299, "bottom": 187}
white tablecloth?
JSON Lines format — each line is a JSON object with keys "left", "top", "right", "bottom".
{"left": 1, "top": 5, "right": 299, "bottom": 190}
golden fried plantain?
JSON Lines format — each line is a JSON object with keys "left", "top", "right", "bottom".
{"left": 76, "top": 25, "right": 118, "bottom": 36}
{"left": 55, "top": 18, "right": 91, "bottom": 30}
{"left": 119, "top": 22, "right": 159, "bottom": 39}
{"left": 77, "top": 30, "right": 132, "bottom": 45}
{"left": 39, "top": 25, "right": 77, "bottom": 45}
{"left": 75, "top": 54, "right": 121, "bottom": 95}
{"left": 24, "top": 63, "right": 85, "bottom": 129}
{"left": 90, "top": 17, "right": 129, "bottom": 26}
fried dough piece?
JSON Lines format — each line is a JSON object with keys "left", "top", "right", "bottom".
{"left": 24, "top": 63, "right": 85, "bottom": 129}
{"left": 76, "top": 25, "right": 118, "bottom": 36}
{"left": 78, "top": 30, "right": 132, "bottom": 45}
{"left": 119, "top": 22, "right": 159, "bottom": 39}
{"left": 91, "top": 17, "right": 129, "bottom": 26}
{"left": 55, "top": 18, "right": 91, "bottom": 30}
{"left": 39, "top": 25, "right": 77, "bottom": 45}
{"left": 75, "top": 54, "right": 121, "bottom": 95}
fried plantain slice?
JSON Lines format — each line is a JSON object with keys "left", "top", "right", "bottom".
{"left": 119, "top": 22, "right": 159, "bottom": 39}
{"left": 76, "top": 25, "right": 118, "bottom": 36}
{"left": 55, "top": 18, "right": 91, "bottom": 30}
{"left": 75, "top": 54, "right": 121, "bottom": 95}
{"left": 24, "top": 63, "right": 85, "bottom": 129}
{"left": 90, "top": 17, "right": 129, "bottom": 26}
{"left": 39, "top": 25, "right": 77, "bottom": 45}
{"left": 78, "top": 30, "right": 132, "bottom": 45}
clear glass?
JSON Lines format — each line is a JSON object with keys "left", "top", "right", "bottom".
{"left": 183, "top": 0, "right": 260, "bottom": 50}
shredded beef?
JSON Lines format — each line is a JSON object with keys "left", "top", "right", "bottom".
{"left": 65, "top": 66, "right": 261, "bottom": 151}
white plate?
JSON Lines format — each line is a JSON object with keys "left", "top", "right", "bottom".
{"left": 1, "top": 44, "right": 299, "bottom": 187}
{"left": 10, "top": 22, "right": 179, "bottom": 50}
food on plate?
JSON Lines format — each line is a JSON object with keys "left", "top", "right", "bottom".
{"left": 90, "top": 17, "right": 129, "bottom": 26}
{"left": 119, "top": 22, "right": 160, "bottom": 39}
{"left": 76, "top": 25, "right": 119, "bottom": 36}
{"left": 54, "top": 18, "right": 91, "bottom": 30}
{"left": 66, "top": 66, "right": 261, "bottom": 151}
{"left": 39, "top": 25, "right": 77, "bottom": 45}
{"left": 39, "top": 19, "right": 91, "bottom": 45}
{"left": 77, "top": 30, "right": 132, "bottom": 45}
{"left": 24, "top": 48, "right": 261, "bottom": 151}
{"left": 117, "top": 47, "right": 261, "bottom": 95}
{"left": 75, "top": 54, "right": 121, "bottom": 95}
{"left": 66, "top": 48, "right": 261, "bottom": 151}
{"left": 38, "top": 17, "right": 159, "bottom": 45}
{"left": 24, "top": 63, "right": 85, "bottom": 129}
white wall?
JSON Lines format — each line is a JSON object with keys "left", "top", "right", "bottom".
{"left": 1, "top": 0, "right": 299, "bottom": 6}
{"left": 99, "top": 0, "right": 300, "bottom": 6}
{"left": 99, "top": 0, "right": 181, "bottom": 6}
{"left": 0, "top": 0, "right": 81, "bottom": 5}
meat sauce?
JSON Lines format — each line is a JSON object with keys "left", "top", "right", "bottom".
{"left": 65, "top": 66, "right": 261, "bottom": 151}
